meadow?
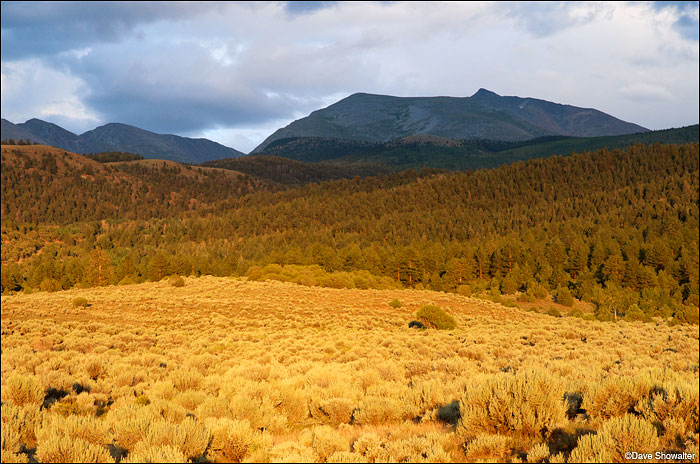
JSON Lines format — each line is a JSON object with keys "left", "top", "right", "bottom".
{"left": 2, "top": 276, "right": 698, "bottom": 463}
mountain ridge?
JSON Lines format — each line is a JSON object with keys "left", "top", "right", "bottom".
{"left": 252, "top": 89, "right": 649, "bottom": 153}
{"left": 1, "top": 118, "right": 245, "bottom": 164}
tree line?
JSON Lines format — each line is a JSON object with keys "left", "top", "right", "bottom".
{"left": 1, "top": 143, "right": 698, "bottom": 324}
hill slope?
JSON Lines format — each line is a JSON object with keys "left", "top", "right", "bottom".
{"left": 253, "top": 125, "right": 699, "bottom": 170}
{"left": 2, "top": 276, "right": 698, "bottom": 462}
{"left": 203, "top": 154, "right": 393, "bottom": 186}
{"left": 0, "top": 144, "right": 271, "bottom": 224}
{"left": 252, "top": 89, "right": 649, "bottom": 153}
{"left": 1, "top": 119, "right": 245, "bottom": 164}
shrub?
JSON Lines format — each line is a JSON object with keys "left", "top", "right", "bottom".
{"left": 327, "top": 451, "right": 367, "bottom": 463}
{"left": 39, "top": 278, "right": 62, "bottom": 292}
{"left": 527, "top": 443, "right": 551, "bottom": 463}
{"left": 530, "top": 282, "right": 550, "bottom": 299}
{"left": 121, "top": 444, "right": 186, "bottom": 463}
{"left": 2, "top": 374, "right": 44, "bottom": 408}
{"left": 581, "top": 375, "right": 654, "bottom": 421}
{"left": 567, "top": 308, "right": 584, "bottom": 318}
{"left": 311, "top": 425, "right": 349, "bottom": 462}
{"left": 118, "top": 276, "right": 137, "bottom": 286}
{"left": 206, "top": 418, "right": 255, "bottom": 463}
{"left": 72, "top": 297, "right": 88, "bottom": 308}
{"left": 463, "top": 434, "right": 511, "bottom": 461}
{"left": 569, "top": 414, "right": 660, "bottom": 462}
{"left": 624, "top": 304, "right": 649, "bottom": 322}
{"left": 35, "top": 436, "right": 112, "bottom": 463}
{"left": 416, "top": 305, "right": 457, "bottom": 330}
{"left": 556, "top": 287, "right": 575, "bottom": 307}
{"left": 170, "top": 369, "right": 202, "bottom": 391}
{"left": 388, "top": 298, "right": 402, "bottom": 308}
{"left": 317, "top": 398, "right": 355, "bottom": 424}
{"left": 547, "top": 307, "right": 562, "bottom": 318}
{"left": 109, "top": 406, "right": 153, "bottom": 451}
{"left": 174, "top": 416, "right": 210, "bottom": 460}
{"left": 1, "top": 404, "right": 41, "bottom": 449}
{"left": 635, "top": 383, "right": 699, "bottom": 440}
{"left": 1, "top": 450, "right": 28, "bottom": 463}
{"left": 169, "top": 275, "right": 185, "bottom": 287}
{"left": 457, "top": 370, "right": 567, "bottom": 439}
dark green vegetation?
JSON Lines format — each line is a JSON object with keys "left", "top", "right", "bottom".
{"left": 416, "top": 304, "right": 457, "bottom": 330}
{"left": 1, "top": 118, "right": 244, "bottom": 163}
{"left": 253, "top": 89, "right": 648, "bottom": 153}
{"left": 71, "top": 296, "right": 88, "bottom": 307}
{"left": 1, "top": 141, "right": 698, "bottom": 325}
{"left": 203, "top": 154, "right": 392, "bottom": 186}
{"left": 253, "top": 125, "right": 698, "bottom": 171}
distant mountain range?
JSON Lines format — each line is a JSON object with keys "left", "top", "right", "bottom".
{"left": 0, "top": 88, "right": 665, "bottom": 165}
{"left": 1, "top": 118, "right": 244, "bottom": 164}
{"left": 252, "top": 89, "right": 649, "bottom": 153}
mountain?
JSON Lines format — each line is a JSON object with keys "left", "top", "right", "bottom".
{"left": 249, "top": 125, "right": 698, "bottom": 171}
{"left": 252, "top": 89, "right": 649, "bottom": 153}
{"left": 19, "top": 118, "right": 80, "bottom": 148}
{"left": 1, "top": 118, "right": 48, "bottom": 145}
{"left": 74, "top": 123, "right": 245, "bottom": 164}
{"left": 1, "top": 119, "right": 245, "bottom": 164}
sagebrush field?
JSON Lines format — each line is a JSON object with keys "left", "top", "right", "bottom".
{"left": 1, "top": 276, "right": 698, "bottom": 462}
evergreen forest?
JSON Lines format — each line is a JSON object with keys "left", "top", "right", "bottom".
{"left": 1, "top": 142, "right": 698, "bottom": 324}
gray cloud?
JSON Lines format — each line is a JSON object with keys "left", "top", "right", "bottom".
{"left": 0, "top": 1, "right": 222, "bottom": 59}
{"left": 284, "top": 1, "right": 338, "bottom": 15}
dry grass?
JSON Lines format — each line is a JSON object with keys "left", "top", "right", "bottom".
{"left": 1, "top": 276, "right": 698, "bottom": 463}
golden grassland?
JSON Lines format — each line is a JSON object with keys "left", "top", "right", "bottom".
{"left": 1, "top": 276, "right": 698, "bottom": 463}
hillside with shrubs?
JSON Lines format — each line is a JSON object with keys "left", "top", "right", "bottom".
{"left": 1, "top": 277, "right": 697, "bottom": 462}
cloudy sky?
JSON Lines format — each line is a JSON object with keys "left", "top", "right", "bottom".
{"left": 1, "top": 1, "right": 698, "bottom": 153}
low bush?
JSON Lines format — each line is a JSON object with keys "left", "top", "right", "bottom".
{"left": 567, "top": 308, "right": 584, "bottom": 318}
{"left": 72, "top": 297, "right": 88, "bottom": 308}
{"left": 389, "top": 298, "right": 402, "bottom": 308}
{"left": 2, "top": 374, "right": 44, "bottom": 408}
{"left": 463, "top": 434, "right": 512, "bottom": 461}
{"left": 568, "top": 414, "right": 660, "bottom": 462}
{"left": 416, "top": 304, "right": 456, "bottom": 330}
{"left": 556, "top": 287, "right": 575, "bottom": 307}
{"left": 169, "top": 275, "right": 185, "bottom": 287}
{"left": 547, "top": 307, "right": 562, "bottom": 318}
{"left": 581, "top": 375, "right": 654, "bottom": 421}
{"left": 457, "top": 370, "right": 567, "bottom": 439}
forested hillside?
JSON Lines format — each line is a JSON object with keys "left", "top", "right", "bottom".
{"left": 1, "top": 143, "right": 698, "bottom": 324}
{"left": 260, "top": 125, "right": 698, "bottom": 170}
{"left": 0, "top": 145, "right": 272, "bottom": 224}
{"left": 203, "top": 154, "right": 392, "bottom": 186}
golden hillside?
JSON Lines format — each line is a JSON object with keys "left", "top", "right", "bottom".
{"left": 2, "top": 277, "right": 698, "bottom": 462}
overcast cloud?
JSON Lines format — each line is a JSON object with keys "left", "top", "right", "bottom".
{"left": 1, "top": 1, "right": 698, "bottom": 153}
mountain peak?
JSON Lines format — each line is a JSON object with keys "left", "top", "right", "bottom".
{"left": 471, "top": 88, "right": 500, "bottom": 98}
